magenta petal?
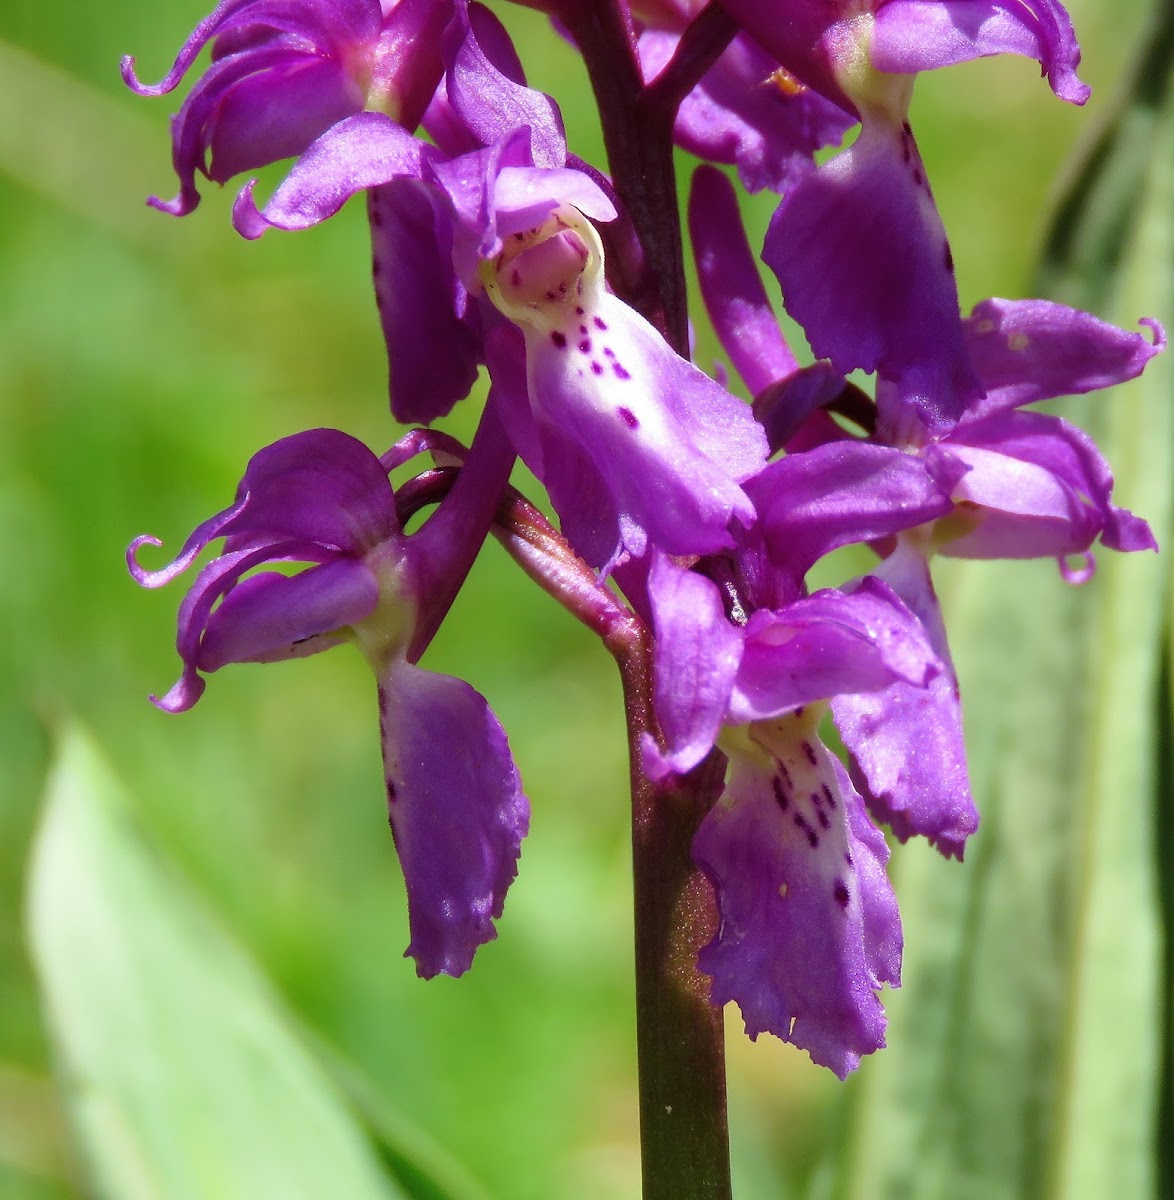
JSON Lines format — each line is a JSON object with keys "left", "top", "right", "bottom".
{"left": 871, "top": 0, "right": 1090, "bottom": 105}
{"left": 524, "top": 292, "right": 766, "bottom": 565}
{"left": 198, "top": 557, "right": 379, "bottom": 670}
{"left": 121, "top": 0, "right": 289, "bottom": 96}
{"left": 934, "top": 411, "right": 1157, "bottom": 557}
{"left": 232, "top": 112, "right": 430, "bottom": 237}
{"left": 833, "top": 548, "right": 977, "bottom": 859}
{"left": 962, "top": 299, "right": 1165, "bottom": 417}
{"left": 368, "top": 180, "right": 481, "bottom": 424}
{"left": 443, "top": 0, "right": 566, "bottom": 168}
{"left": 689, "top": 165, "right": 797, "bottom": 396}
{"left": 729, "top": 580, "right": 939, "bottom": 724}
{"left": 224, "top": 428, "right": 400, "bottom": 552}
{"left": 764, "top": 119, "right": 982, "bottom": 435}
{"left": 646, "top": 554, "right": 744, "bottom": 776}
{"left": 153, "top": 538, "right": 328, "bottom": 713}
{"left": 378, "top": 660, "right": 529, "bottom": 979}
{"left": 695, "top": 727, "right": 901, "bottom": 1078}
{"left": 746, "top": 441, "right": 960, "bottom": 593}
{"left": 207, "top": 56, "right": 362, "bottom": 181}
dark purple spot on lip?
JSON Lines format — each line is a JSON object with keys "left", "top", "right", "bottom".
{"left": 793, "top": 813, "right": 819, "bottom": 848}
{"left": 514, "top": 231, "right": 526, "bottom": 241}
{"left": 590, "top": 361, "right": 604, "bottom": 375}
{"left": 777, "top": 761, "right": 792, "bottom": 789}
{"left": 511, "top": 268, "right": 522, "bottom": 286}
{"left": 386, "top": 779, "right": 398, "bottom": 803}
{"left": 821, "top": 784, "right": 835, "bottom": 809}
{"left": 902, "top": 120, "right": 913, "bottom": 136}
{"left": 618, "top": 406, "right": 639, "bottom": 429}
{"left": 578, "top": 339, "right": 592, "bottom": 353}
{"left": 612, "top": 363, "right": 631, "bottom": 380}
{"left": 801, "top": 741, "right": 817, "bottom": 766}
{"left": 593, "top": 316, "right": 607, "bottom": 330}
{"left": 833, "top": 880, "right": 849, "bottom": 908}
{"left": 944, "top": 244, "right": 954, "bottom": 274}
{"left": 545, "top": 290, "right": 557, "bottom": 301}
{"left": 815, "top": 809, "right": 831, "bottom": 830}
{"left": 579, "top": 324, "right": 588, "bottom": 335}
{"left": 550, "top": 331, "right": 567, "bottom": 349}
{"left": 602, "top": 346, "right": 615, "bottom": 358}
{"left": 771, "top": 776, "right": 790, "bottom": 811}
{"left": 575, "top": 306, "right": 585, "bottom": 316}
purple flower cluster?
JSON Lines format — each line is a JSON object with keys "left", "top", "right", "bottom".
{"left": 126, "top": 0, "right": 1162, "bottom": 1073}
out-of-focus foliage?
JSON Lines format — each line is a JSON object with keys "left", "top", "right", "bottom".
{"left": 29, "top": 727, "right": 485, "bottom": 1200}
{"left": 816, "top": 39, "right": 1173, "bottom": 1199}
{"left": 0, "top": 2, "right": 1164, "bottom": 1198}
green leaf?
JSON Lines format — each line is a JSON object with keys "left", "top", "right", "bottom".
{"left": 816, "top": 35, "right": 1174, "bottom": 1200}
{"left": 26, "top": 726, "right": 478, "bottom": 1200}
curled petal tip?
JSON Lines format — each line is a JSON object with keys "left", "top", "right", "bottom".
{"left": 120, "top": 54, "right": 168, "bottom": 96}
{"left": 1140, "top": 317, "right": 1167, "bottom": 352}
{"left": 149, "top": 670, "right": 206, "bottom": 714}
{"left": 1058, "top": 550, "right": 1096, "bottom": 585}
{"left": 127, "top": 534, "right": 167, "bottom": 586}
{"left": 147, "top": 189, "right": 199, "bottom": 218}
{"left": 231, "top": 181, "right": 268, "bottom": 240}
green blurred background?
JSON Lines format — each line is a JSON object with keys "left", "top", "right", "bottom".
{"left": 0, "top": 2, "right": 1164, "bottom": 1197}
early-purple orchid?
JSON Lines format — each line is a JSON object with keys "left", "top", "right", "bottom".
{"left": 128, "top": 420, "right": 526, "bottom": 979}
{"left": 227, "top": 55, "right": 769, "bottom": 569}
{"left": 691, "top": 159, "right": 1163, "bottom": 848}
{"left": 715, "top": 0, "right": 1091, "bottom": 434}
{"left": 636, "top": 467, "right": 964, "bottom": 1074}
{"left": 123, "top": 0, "right": 453, "bottom": 217}
{"left": 120, "top": 0, "right": 1167, "bottom": 1181}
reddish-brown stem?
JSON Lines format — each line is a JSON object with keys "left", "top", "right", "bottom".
{"left": 512, "top": 9, "right": 734, "bottom": 1190}
{"left": 561, "top": 0, "right": 689, "bottom": 353}
{"left": 489, "top": 485, "right": 732, "bottom": 1199}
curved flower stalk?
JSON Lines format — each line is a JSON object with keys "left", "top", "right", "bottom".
{"left": 127, "top": 420, "right": 526, "bottom": 979}
{"left": 716, "top": 0, "right": 1090, "bottom": 434}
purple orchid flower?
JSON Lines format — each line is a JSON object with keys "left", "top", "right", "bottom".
{"left": 125, "top": 0, "right": 541, "bottom": 425}
{"left": 623, "top": 421, "right": 993, "bottom": 1074}
{"left": 713, "top": 0, "right": 1089, "bottom": 434}
{"left": 472, "top": 181, "right": 768, "bottom": 570}
{"left": 232, "top": 52, "right": 769, "bottom": 572}
{"left": 631, "top": 0, "right": 852, "bottom": 194}
{"left": 692, "top": 167, "right": 1163, "bottom": 855}
{"left": 123, "top": 0, "right": 452, "bottom": 217}
{"left": 639, "top": 512, "right": 955, "bottom": 1074}
{"left": 127, "top": 418, "right": 527, "bottom": 979}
